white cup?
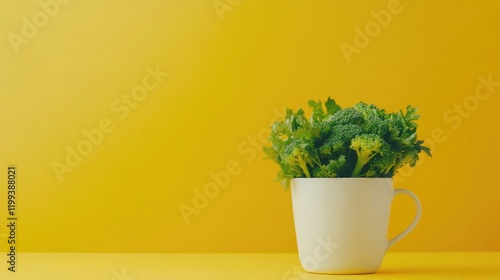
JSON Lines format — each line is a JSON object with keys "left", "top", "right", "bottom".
{"left": 291, "top": 178, "right": 421, "bottom": 274}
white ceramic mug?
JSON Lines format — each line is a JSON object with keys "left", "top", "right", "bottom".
{"left": 291, "top": 178, "right": 421, "bottom": 274}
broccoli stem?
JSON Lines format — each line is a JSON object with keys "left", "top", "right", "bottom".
{"left": 351, "top": 153, "right": 377, "bottom": 177}
{"left": 298, "top": 161, "right": 312, "bottom": 178}
{"left": 351, "top": 158, "right": 366, "bottom": 177}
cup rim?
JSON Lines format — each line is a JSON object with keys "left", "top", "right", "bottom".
{"left": 291, "top": 177, "right": 393, "bottom": 181}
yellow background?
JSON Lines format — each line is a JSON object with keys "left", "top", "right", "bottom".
{"left": 0, "top": 0, "right": 499, "bottom": 253}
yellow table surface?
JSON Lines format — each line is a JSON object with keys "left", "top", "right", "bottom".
{"left": 1, "top": 252, "right": 499, "bottom": 279}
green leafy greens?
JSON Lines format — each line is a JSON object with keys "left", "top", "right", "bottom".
{"left": 263, "top": 97, "right": 431, "bottom": 189}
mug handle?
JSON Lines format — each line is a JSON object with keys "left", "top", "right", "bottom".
{"left": 387, "top": 189, "right": 422, "bottom": 248}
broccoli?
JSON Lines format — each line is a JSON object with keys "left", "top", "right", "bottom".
{"left": 362, "top": 114, "right": 389, "bottom": 136}
{"left": 286, "top": 145, "right": 311, "bottom": 178}
{"left": 390, "top": 148, "right": 419, "bottom": 175}
{"left": 271, "top": 137, "right": 323, "bottom": 190}
{"left": 319, "top": 124, "right": 362, "bottom": 158}
{"left": 312, "top": 155, "right": 347, "bottom": 178}
{"left": 327, "top": 108, "right": 364, "bottom": 126}
{"left": 350, "top": 134, "right": 387, "bottom": 177}
{"left": 367, "top": 145, "right": 397, "bottom": 177}
{"left": 353, "top": 102, "right": 386, "bottom": 119}
{"left": 262, "top": 97, "right": 431, "bottom": 189}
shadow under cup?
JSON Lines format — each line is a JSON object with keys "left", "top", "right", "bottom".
{"left": 291, "top": 178, "right": 421, "bottom": 275}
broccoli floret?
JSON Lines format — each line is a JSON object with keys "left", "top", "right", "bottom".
{"left": 352, "top": 102, "right": 390, "bottom": 136}
{"left": 367, "top": 145, "right": 397, "bottom": 177}
{"left": 319, "top": 124, "right": 363, "bottom": 157}
{"left": 362, "top": 114, "right": 389, "bottom": 136}
{"left": 390, "top": 149, "right": 419, "bottom": 174}
{"left": 353, "top": 102, "right": 386, "bottom": 119}
{"left": 280, "top": 139, "right": 320, "bottom": 178}
{"left": 327, "top": 108, "right": 364, "bottom": 125}
{"left": 350, "top": 134, "right": 387, "bottom": 177}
